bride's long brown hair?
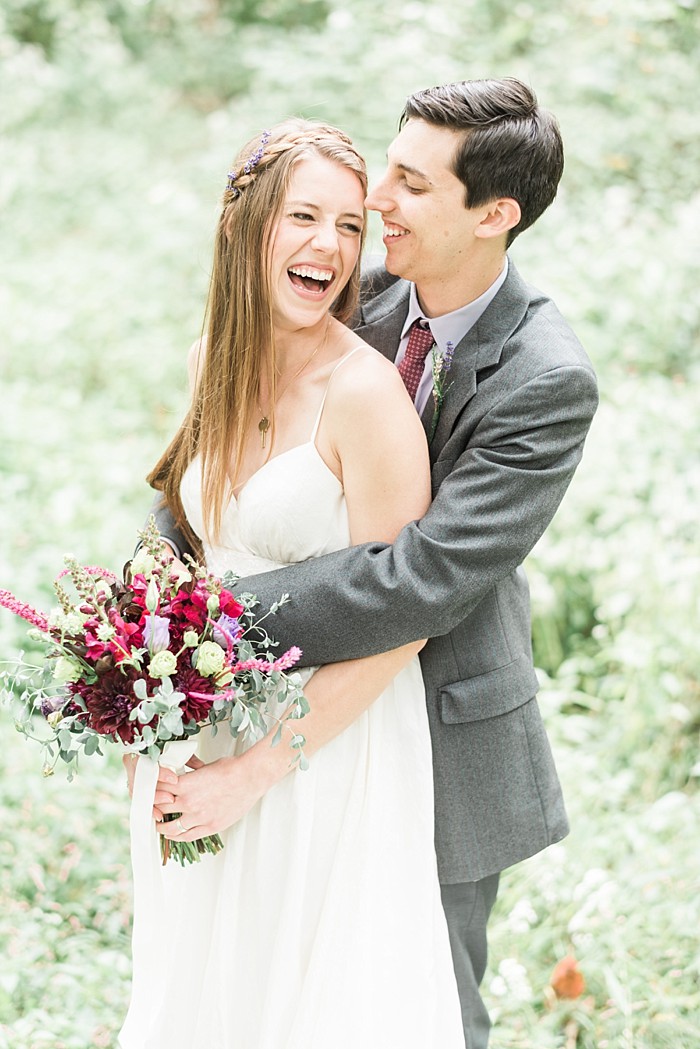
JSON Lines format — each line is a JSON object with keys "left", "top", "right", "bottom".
{"left": 147, "top": 119, "right": 368, "bottom": 554}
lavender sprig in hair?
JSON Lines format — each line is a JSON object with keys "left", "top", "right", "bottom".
{"left": 429, "top": 340, "right": 455, "bottom": 441}
{"left": 226, "top": 129, "right": 271, "bottom": 196}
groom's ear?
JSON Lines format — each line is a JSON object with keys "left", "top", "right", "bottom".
{"left": 474, "top": 198, "right": 521, "bottom": 240}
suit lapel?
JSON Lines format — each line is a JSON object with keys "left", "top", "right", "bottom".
{"left": 427, "top": 263, "right": 531, "bottom": 453}
{"left": 355, "top": 262, "right": 532, "bottom": 454}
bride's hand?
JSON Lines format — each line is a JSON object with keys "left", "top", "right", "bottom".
{"left": 154, "top": 752, "right": 270, "bottom": 842}
{"left": 123, "top": 753, "right": 169, "bottom": 820}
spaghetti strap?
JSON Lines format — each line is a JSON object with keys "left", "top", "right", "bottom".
{"left": 310, "top": 345, "right": 364, "bottom": 443}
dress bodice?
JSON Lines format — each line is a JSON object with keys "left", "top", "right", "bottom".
{"left": 180, "top": 442, "right": 350, "bottom": 578}
{"left": 180, "top": 350, "right": 359, "bottom": 578}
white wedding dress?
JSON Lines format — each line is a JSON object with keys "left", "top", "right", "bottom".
{"left": 119, "top": 356, "right": 463, "bottom": 1049}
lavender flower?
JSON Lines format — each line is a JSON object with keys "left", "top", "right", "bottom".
{"left": 226, "top": 129, "right": 271, "bottom": 194}
{"left": 430, "top": 340, "right": 455, "bottom": 440}
{"left": 213, "top": 613, "right": 243, "bottom": 648}
{"left": 243, "top": 129, "right": 271, "bottom": 174}
{"left": 143, "top": 614, "right": 171, "bottom": 653}
{"left": 40, "top": 694, "right": 67, "bottom": 718}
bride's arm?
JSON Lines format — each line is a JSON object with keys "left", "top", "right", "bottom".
{"left": 156, "top": 350, "right": 432, "bottom": 839}
{"left": 247, "top": 350, "right": 432, "bottom": 762}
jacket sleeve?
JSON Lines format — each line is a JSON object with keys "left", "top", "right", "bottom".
{"left": 231, "top": 362, "right": 599, "bottom": 666}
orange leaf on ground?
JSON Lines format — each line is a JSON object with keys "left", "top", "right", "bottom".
{"left": 550, "top": 955, "right": 586, "bottom": 999}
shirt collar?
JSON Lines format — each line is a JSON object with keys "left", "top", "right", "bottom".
{"left": 401, "top": 258, "right": 509, "bottom": 355}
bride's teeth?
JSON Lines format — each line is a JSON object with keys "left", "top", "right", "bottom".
{"left": 289, "top": 266, "right": 333, "bottom": 281}
{"left": 384, "top": 226, "right": 408, "bottom": 237}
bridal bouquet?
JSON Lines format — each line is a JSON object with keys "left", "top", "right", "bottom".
{"left": 0, "top": 517, "right": 308, "bottom": 865}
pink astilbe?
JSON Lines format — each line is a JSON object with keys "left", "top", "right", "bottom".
{"left": 230, "top": 646, "right": 302, "bottom": 674}
{"left": 271, "top": 646, "right": 302, "bottom": 673}
{"left": 0, "top": 589, "right": 49, "bottom": 632}
{"left": 232, "top": 657, "right": 276, "bottom": 673}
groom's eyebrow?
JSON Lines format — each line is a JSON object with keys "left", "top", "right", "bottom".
{"left": 395, "top": 160, "right": 433, "bottom": 185}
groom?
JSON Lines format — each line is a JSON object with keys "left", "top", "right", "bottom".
{"left": 152, "top": 79, "right": 598, "bottom": 1048}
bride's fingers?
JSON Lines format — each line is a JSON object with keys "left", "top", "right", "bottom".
{"left": 156, "top": 817, "right": 202, "bottom": 841}
{"left": 186, "top": 756, "right": 205, "bottom": 770}
{"left": 156, "top": 799, "right": 185, "bottom": 817}
{"left": 156, "top": 768, "right": 178, "bottom": 788}
{"left": 154, "top": 788, "right": 176, "bottom": 806}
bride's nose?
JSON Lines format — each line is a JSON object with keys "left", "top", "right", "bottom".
{"left": 310, "top": 220, "right": 339, "bottom": 254}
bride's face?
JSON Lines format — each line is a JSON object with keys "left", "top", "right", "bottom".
{"left": 269, "top": 155, "right": 365, "bottom": 333}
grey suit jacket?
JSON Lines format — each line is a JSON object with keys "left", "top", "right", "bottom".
{"left": 152, "top": 259, "right": 599, "bottom": 883}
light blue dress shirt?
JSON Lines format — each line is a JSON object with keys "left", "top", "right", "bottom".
{"left": 395, "top": 260, "right": 509, "bottom": 416}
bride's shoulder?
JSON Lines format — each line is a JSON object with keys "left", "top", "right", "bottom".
{"left": 326, "top": 335, "right": 414, "bottom": 421}
{"left": 332, "top": 335, "right": 403, "bottom": 390}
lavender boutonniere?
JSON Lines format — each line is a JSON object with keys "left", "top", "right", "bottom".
{"left": 429, "top": 340, "right": 455, "bottom": 440}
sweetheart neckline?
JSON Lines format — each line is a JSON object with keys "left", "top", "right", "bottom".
{"left": 230, "top": 440, "right": 342, "bottom": 502}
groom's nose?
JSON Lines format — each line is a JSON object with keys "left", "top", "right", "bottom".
{"left": 365, "top": 171, "right": 392, "bottom": 214}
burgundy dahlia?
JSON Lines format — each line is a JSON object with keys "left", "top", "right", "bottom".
{"left": 174, "top": 666, "right": 216, "bottom": 724}
{"left": 72, "top": 665, "right": 140, "bottom": 743}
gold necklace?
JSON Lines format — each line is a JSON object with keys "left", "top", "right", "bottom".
{"left": 257, "top": 319, "right": 330, "bottom": 449}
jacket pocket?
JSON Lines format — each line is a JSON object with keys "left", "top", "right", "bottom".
{"left": 439, "top": 652, "right": 539, "bottom": 724}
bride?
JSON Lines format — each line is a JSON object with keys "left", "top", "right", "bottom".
{"left": 120, "top": 118, "right": 463, "bottom": 1048}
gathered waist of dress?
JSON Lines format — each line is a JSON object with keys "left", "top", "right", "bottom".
{"left": 203, "top": 544, "right": 293, "bottom": 580}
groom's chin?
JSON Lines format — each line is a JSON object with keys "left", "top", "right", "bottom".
{"left": 382, "top": 253, "right": 404, "bottom": 278}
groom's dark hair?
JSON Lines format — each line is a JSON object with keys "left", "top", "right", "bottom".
{"left": 401, "top": 78, "right": 564, "bottom": 246}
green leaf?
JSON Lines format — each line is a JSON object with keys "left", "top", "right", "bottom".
{"left": 84, "top": 734, "right": 100, "bottom": 756}
{"left": 133, "top": 678, "right": 148, "bottom": 701}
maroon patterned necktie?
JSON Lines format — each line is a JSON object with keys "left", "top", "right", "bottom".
{"left": 397, "top": 319, "right": 434, "bottom": 403}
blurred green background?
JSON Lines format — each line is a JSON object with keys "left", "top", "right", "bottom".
{"left": 1, "top": 1, "right": 698, "bottom": 1046}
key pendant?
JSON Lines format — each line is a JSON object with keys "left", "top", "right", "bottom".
{"left": 258, "top": 416, "right": 270, "bottom": 449}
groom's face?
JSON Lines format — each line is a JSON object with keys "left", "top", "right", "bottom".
{"left": 365, "top": 120, "right": 487, "bottom": 311}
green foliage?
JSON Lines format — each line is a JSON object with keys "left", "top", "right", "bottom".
{"left": 0, "top": 729, "right": 132, "bottom": 1047}
{"left": 489, "top": 783, "right": 700, "bottom": 1048}
{"left": 1, "top": 0, "right": 698, "bottom": 1045}
{"left": 529, "top": 375, "right": 700, "bottom": 798}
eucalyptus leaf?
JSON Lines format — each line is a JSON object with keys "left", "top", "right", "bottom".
{"left": 133, "top": 678, "right": 148, "bottom": 701}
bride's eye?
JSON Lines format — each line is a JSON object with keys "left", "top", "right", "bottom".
{"left": 291, "top": 212, "right": 314, "bottom": 222}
